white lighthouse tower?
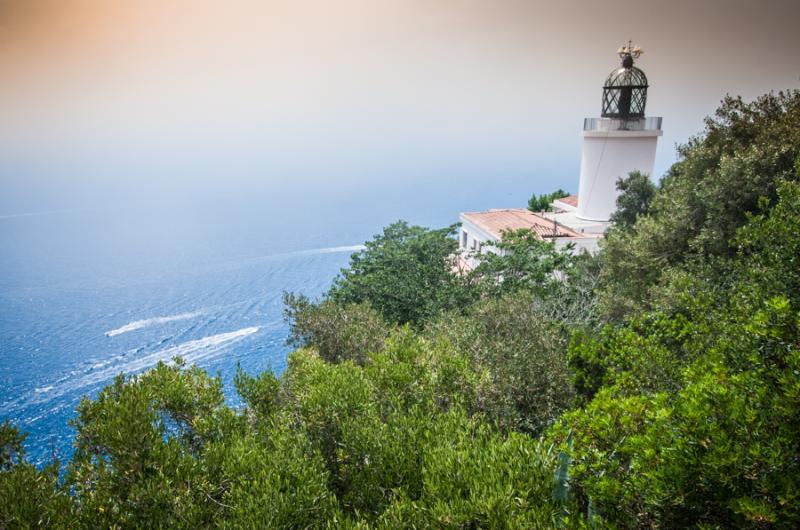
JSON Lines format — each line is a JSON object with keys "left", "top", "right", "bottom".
{"left": 576, "top": 43, "right": 662, "bottom": 222}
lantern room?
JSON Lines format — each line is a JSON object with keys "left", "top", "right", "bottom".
{"left": 601, "top": 43, "right": 648, "bottom": 120}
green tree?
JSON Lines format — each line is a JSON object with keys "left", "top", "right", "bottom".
{"left": 66, "top": 360, "right": 235, "bottom": 528}
{"left": 734, "top": 179, "right": 800, "bottom": 308}
{"left": 609, "top": 170, "right": 657, "bottom": 228}
{"left": 377, "top": 410, "right": 573, "bottom": 529}
{"left": 0, "top": 420, "right": 25, "bottom": 471}
{"left": 215, "top": 421, "right": 341, "bottom": 529}
{"left": 470, "top": 228, "right": 575, "bottom": 298}
{"left": 234, "top": 365, "right": 280, "bottom": 421}
{"left": 528, "top": 188, "right": 570, "bottom": 212}
{"left": 328, "top": 221, "right": 475, "bottom": 326}
{"left": 0, "top": 420, "right": 76, "bottom": 528}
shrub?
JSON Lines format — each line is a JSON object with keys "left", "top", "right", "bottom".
{"left": 283, "top": 293, "right": 390, "bottom": 364}
{"left": 216, "top": 421, "right": 341, "bottom": 529}
{"left": 378, "top": 409, "right": 575, "bottom": 529}
{"left": 429, "top": 292, "right": 575, "bottom": 434}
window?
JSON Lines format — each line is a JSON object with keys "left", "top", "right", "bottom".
{"left": 461, "top": 230, "right": 468, "bottom": 248}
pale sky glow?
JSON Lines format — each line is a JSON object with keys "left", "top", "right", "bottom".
{"left": 0, "top": 0, "right": 798, "bottom": 214}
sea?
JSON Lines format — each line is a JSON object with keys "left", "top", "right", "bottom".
{"left": 0, "top": 181, "right": 538, "bottom": 465}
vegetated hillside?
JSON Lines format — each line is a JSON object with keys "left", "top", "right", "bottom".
{"left": 2, "top": 90, "right": 799, "bottom": 529}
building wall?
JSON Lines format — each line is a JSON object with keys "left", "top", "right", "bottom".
{"left": 458, "top": 217, "right": 497, "bottom": 252}
{"left": 554, "top": 236, "right": 601, "bottom": 254}
{"left": 457, "top": 216, "right": 504, "bottom": 270}
{"left": 577, "top": 130, "right": 660, "bottom": 222}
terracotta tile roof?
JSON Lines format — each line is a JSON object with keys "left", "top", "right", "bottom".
{"left": 556, "top": 194, "right": 579, "bottom": 207}
{"left": 461, "top": 208, "right": 582, "bottom": 240}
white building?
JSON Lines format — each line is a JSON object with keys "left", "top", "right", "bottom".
{"left": 457, "top": 208, "right": 601, "bottom": 271}
{"left": 457, "top": 43, "right": 662, "bottom": 264}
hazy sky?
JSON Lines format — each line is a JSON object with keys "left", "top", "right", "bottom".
{"left": 0, "top": 0, "right": 798, "bottom": 215}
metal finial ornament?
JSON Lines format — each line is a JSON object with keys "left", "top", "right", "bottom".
{"left": 617, "top": 40, "right": 643, "bottom": 60}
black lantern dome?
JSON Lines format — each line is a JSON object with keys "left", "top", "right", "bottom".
{"left": 601, "top": 42, "right": 648, "bottom": 119}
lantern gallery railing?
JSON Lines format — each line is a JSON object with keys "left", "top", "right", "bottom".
{"left": 583, "top": 116, "right": 663, "bottom": 132}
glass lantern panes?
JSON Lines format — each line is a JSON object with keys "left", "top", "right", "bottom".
{"left": 601, "top": 65, "right": 648, "bottom": 119}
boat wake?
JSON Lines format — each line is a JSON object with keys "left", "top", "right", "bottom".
{"left": 4, "top": 326, "right": 261, "bottom": 415}
{"left": 105, "top": 311, "right": 203, "bottom": 337}
{"left": 95, "top": 326, "right": 261, "bottom": 379}
{"left": 286, "top": 245, "right": 365, "bottom": 256}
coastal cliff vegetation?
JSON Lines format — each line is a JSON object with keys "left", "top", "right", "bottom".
{"left": 2, "top": 90, "right": 800, "bottom": 528}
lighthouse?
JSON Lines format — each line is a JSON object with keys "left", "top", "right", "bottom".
{"left": 576, "top": 43, "right": 663, "bottom": 222}
{"left": 455, "top": 43, "right": 664, "bottom": 261}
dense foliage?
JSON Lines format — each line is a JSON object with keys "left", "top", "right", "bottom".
{"left": 599, "top": 91, "right": 800, "bottom": 320}
{"left": 559, "top": 181, "right": 800, "bottom": 528}
{"left": 1, "top": 336, "right": 580, "bottom": 528}
{"left": 3, "top": 90, "right": 800, "bottom": 529}
{"left": 559, "top": 91, "right": 800, "bottom": 528}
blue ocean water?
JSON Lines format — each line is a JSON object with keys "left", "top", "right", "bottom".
{"left": 0, "top": 197, "right": 385, "bottom": 465}
{"left": 0, "top": 175, "right": 549, "bottom": 465}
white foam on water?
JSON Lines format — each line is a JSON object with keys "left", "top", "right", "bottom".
{"left": 105, "top": 311, "right": 203, "bottom": 337}
{"left": 87, "top": 326, "right": 260, "bottom": 387}
{"left": 0, "top": 207, "right": 88, "bottom": 221}
{"left": 289, "top": 245, "right": 365, "bottom": 256}
{"left": 3, "top": 326, "right": 260, "bottom": 414}
{"left": 198, "top": 244, "right": 366, "bottom": 276}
